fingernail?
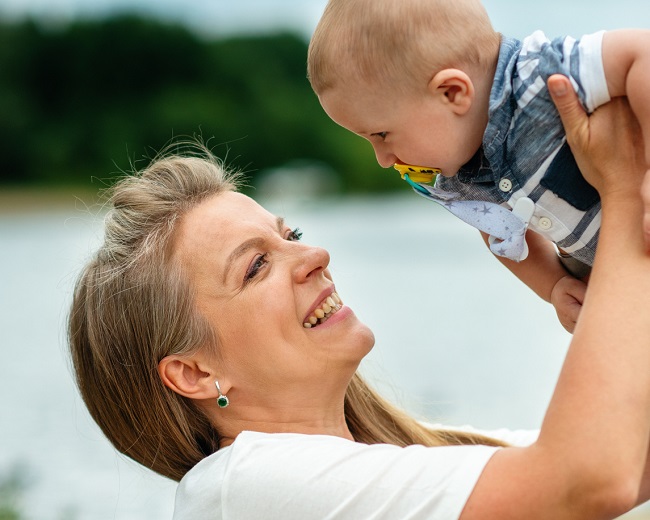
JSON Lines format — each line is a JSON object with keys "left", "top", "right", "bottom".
{"left": 550, "top": 82, "right": 568, "bottom": 96}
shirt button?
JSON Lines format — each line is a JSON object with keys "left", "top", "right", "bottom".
{"left": 538, "top": 217, "right": 553, "bottom": 230}
{"left": 499, "top": 179, "right": 513, "bottom": 192}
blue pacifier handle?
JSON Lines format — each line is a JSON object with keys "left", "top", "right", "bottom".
{"left": 402, "top": 173, "right": 430, "bottom": 195}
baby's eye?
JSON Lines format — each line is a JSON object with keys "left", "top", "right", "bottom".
{"left": 287, "top": 227, "right": 302, "bottom": 241}
{"left": 371, "top": 131, "right": 388, "bottom": 141}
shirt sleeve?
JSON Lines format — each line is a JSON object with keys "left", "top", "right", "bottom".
{"left": 423, "top": 423, "right": 539, "bottom": 447}
{"left": 219, "top": 431, "right": 521, "bottom": 520}
{"left": 522, "top": 30, "right": 610, "bottom": 113}
{"left": 576, "top": 31, "right": 610, "bottom": 111}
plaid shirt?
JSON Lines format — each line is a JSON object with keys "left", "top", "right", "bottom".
{"left": 436, "top": 31, "right": 610, "bottom": 266}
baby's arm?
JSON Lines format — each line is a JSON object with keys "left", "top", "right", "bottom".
{"left": 601, "top": 29, "right": 650, "bottom": 247}
{"left": 480, "top": 230, "right": 586, "bottom": 333}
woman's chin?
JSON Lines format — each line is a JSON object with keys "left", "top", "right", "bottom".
{"left": 308, "top": 306, "right": 375, "bottom": 357}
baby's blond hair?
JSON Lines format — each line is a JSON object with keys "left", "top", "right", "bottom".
{"left": 308, "top": 0, "right": 500, "bottom": 95}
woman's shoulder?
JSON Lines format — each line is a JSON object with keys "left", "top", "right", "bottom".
{"left": 177, "top": 431, "right": 348, "bottom": 492}
{"left": 173, "top": 432, "right": 354, "bottom": 519}
{"left": 174, "top": 428, "right": 538, "bottom": 520}
{"left": 183, "top": 426, "right": 538, "bottom": 482}
{"left": 185, "top": 425, "right": 539, "bottom": 482}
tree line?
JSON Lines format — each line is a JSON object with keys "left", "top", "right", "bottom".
{"left": 0, "top": 15, "right": 401, "bottom": 193}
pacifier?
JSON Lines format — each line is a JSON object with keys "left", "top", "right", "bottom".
{"left": 393, "top": 163, "right": 441, "bottom": 194}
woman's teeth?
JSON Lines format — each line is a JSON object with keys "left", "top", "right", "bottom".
{"left": 303, "top": 292, "right": 342, "bottom": 328}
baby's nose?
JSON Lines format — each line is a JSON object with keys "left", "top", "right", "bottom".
{"left": 373, "top": 147, "right": 397, "bottom": 168}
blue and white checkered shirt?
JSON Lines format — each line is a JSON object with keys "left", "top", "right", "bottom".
{"left": 435, "top": 31, "right": 611, "bottom": 267}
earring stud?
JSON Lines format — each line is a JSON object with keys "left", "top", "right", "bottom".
{"left": 215, "top": 380, "right": 229, "bottom": 408}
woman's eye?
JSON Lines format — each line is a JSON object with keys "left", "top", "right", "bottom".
{"left": 287, "top": 227, "right": 302, "bottom": 241}
{"left": 244, "top": 253, "right": 268, "bottom": 282}
{"left": 242, "top": 228, "right": 301, "bottom": 284}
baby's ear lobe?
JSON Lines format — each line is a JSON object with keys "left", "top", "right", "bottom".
{"left": 429, "top": 68, "right": 475, "bottom": 115}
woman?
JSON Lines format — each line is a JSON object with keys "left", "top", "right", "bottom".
{"left": 69, "top": 76, "right": 650, "bottom": 519}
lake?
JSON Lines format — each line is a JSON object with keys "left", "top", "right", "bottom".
{"left": 0, "top": 190, "right": 645, "bottom": 518}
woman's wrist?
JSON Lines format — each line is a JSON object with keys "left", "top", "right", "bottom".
{"left": 600, "top": 188, "right": 642, "bottom": 215}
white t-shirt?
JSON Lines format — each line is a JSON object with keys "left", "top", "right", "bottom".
{"left": 173, "top": 426, "right": 537, "bottom": 519}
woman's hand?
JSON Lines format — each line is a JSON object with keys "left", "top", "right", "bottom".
{"left": 547, "top": 74, "right": 645, "bottom": 198}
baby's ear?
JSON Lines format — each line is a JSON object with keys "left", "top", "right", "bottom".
{"left": 428, "top": 68, "right": 475, "bottom": 115}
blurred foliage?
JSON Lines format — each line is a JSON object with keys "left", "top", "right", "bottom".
{"left": 0, "top": 463, "right": 77, "bottom": 520}
{"left": 0, "top": 15, "right": 399, "bottom": 193}
{"left": 0, "top": 465, "right": 25, "bottom": 520}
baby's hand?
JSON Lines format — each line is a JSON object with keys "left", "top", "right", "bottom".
{"left": 550, "top": 275, "right": 588, "bottom": 333}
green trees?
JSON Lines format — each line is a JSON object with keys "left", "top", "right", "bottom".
{"left": 0, "top": 16, "right": 397, "bottom": 193}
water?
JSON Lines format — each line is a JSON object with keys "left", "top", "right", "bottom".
{"left": 0, "top": 191, "right": 641, "bottom": 518}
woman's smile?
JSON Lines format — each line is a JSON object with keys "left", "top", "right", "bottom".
{"left": 303, "top": 290, "right": 343, "bottom": 328}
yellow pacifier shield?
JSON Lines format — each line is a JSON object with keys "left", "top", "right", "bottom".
{"left": 393, "top": 163, "right": 441, "bottom": 183}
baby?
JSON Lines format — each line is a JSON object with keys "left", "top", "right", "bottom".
{"left": 307, "top": 0, "right": 650, "bottom": 332}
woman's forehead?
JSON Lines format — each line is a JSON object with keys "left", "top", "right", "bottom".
{"left": 191, "top": 192, "right": 269, "bottom": 229}
{"left": 175, "top": 192, "right": 276, "bottom": 257}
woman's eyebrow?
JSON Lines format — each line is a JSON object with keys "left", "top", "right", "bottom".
{"left": 222, "top": 216, "right": 286, "bottom": 283}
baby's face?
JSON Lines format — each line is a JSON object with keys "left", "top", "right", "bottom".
{"left": 319, "top": 83, "right": 480, "bottom": 177}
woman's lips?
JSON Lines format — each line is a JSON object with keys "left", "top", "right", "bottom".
{"left": 303, "top": 291, "right": 342, "bottom": 328}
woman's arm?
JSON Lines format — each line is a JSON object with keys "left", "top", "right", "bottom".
{"left": 461, "top": 76, "right": 650, "bottom": 520}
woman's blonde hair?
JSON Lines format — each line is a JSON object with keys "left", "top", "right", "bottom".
{"left": 308, "top": 0, "right": 501, "bottom": 95}
{"left": 69, "top": 145, "right": 504, "bottom": 483}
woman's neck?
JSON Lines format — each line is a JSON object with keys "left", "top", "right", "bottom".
{"left": 215, "top": 401, "right": 354, "bottom": 448}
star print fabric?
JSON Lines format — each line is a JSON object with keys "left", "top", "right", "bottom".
{"left": 414, "top": 183, "right": 529, "bottom": 262}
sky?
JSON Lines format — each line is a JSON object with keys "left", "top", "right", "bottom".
{"left": 0, "top": 0, "right": 648, "bottom": 40}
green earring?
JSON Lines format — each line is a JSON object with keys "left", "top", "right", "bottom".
{"left": 215, "top": 380, "right": 229, "bottom": 408}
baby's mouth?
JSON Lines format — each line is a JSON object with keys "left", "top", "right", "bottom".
{"left": 303, "top": 292, "right": 343, "bottom": 328}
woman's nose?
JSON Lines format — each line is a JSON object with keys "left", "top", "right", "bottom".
{"left": 293, "top": 244, "right": 330, "bottom": 281}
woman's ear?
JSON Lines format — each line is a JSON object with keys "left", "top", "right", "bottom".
{"left": 158, "top": 354, "right": 223, "bottom": 400}
{"left": 428, "top": 68, "right": 475, "bottom": 115}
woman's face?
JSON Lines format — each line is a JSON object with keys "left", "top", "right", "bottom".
{"left": 173, "top": 191, "right": 375, "bottom": 407}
